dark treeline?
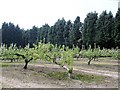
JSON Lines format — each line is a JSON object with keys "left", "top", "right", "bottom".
{"left": 1, "top": 9, "right": 120, "bottom": 49}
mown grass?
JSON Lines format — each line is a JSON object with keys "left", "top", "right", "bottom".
{"left": 45, "top": 71, "right": 104, "bottom": 83}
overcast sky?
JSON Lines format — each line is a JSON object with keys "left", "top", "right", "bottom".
{"left": 0, "top": 0, "right": 118, "bottom": 29}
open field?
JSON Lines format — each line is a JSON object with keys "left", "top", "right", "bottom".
{"left": 0, "top": 57, "right": 119, "bottom": 88}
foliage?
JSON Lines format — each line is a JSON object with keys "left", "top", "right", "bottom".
{"left": 82, "top": 12, "right": 98, "bottom": 48}
{"left": 114, "top": 8, "right": 120, "bottom": 48}
{"left": 80, "top": 45, "right": 119, "bottom": 59}
{"left": 2, "top": 22, "right": 23, "bottom": 47}
{"left": 95, "top": 11, "right": 115, "bottom": 48}
{"left": 1, "top": 44, "right": 20, "bottom": 61}
{"left": 1, "top": 9, "right": 120, "bottom": 49}
{"left": 1, "top": 42, "right": 79, "bottom": 77}
{"left": 69, "top": 16, "right": 82, "bottom": 47}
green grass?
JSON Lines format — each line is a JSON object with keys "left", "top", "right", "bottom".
{"left": 72, "top": 73, "right": 104, "bottom": 83}
{"left": 0, "top": 61, "right": 21, "bottom": 67}
{"left": 0, "top": 63, "right": 11, "bottom": 67}
{"left": 45, "top": 71, "right": 104, "bottom": 83}
{"left": 45, "top": 71, "right": 69, "bottom": 80}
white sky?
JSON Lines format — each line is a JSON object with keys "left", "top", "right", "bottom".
{"left": 0, "top": 0, "right": 118, "bottom": 29}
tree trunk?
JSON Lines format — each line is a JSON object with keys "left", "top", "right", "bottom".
{"left": 46, "top": 55, "right": 73, "bottom": 78}
{"left": 23, "top": 58, "right": 33, "bottom": 69}
{"left": 68, "top": 69, "right": 73, "bottom": 79}
{"left": 10, "top": 59, "right": 13, "bottom": 62}
{"left": 88, "top": 58, "right": 92, "bottom": 65}
{"left": 24, "top": 59, "right": 29, "bottom": 69}
{"left": 77, "top": 57, "right": 79, "bottom": 61}
{"left": 93, "top": 56, "right": 96, "bottom": 61}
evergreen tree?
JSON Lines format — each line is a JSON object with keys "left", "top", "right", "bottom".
{"left": 47, "top": 26, "right": 54, "bottom": 44}
{"left": 1, "top": 10, "right": 119, "bottom": 49}
{"left": 54, "top": 18, "right": 66, "bottom": 45}
{"left": 2, "top": 22, "right": 23, "bottom": 47}
{"left": 114, "top": 8, "right": 120, "bottom": 48}
{"left": 96, "top": 11, "right": 114, "bottom": 48}
{"left": 22, "top": 30, "right": 29, "bottom": 46}
{"left": 69, "top": 16, "right": 82, "bottom": 47}
{"left": 63, "top": 20, "right": 72, "bottom": 46}
{"left": 37, "top": 27, "right": 42, "bottom": 42}
{"left": 0, "top": 29, "right": 2, "bottom": 44}
{"left": 15, "top": 25, "right": 23, "bottom": 46}
{"left": 2, "top": 22, "right": 9, "bottom": 45}
{"left": 29, "top": 26, "right": 38, "bottom": 46}
{"left": 82, "top": 12, "right": 98, "bottom": 48}
{"left": 38, "top": 24, "right": 50, "bottom": 43}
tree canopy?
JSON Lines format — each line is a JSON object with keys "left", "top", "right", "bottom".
{"left": 1, "top": 9, "right": 120, "bottom": 49}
